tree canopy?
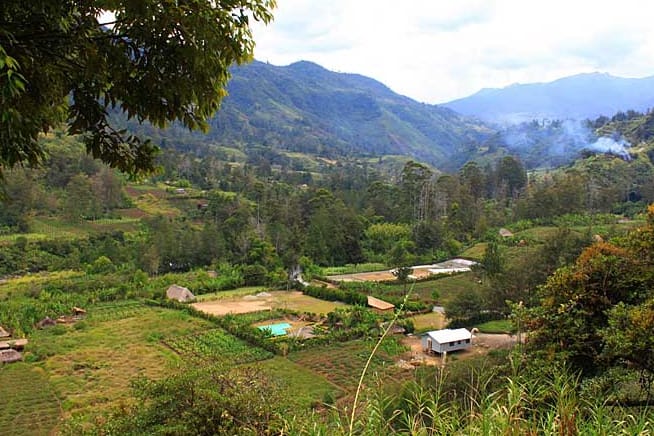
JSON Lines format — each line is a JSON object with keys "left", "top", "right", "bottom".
{"left": 0, "top": 0, "right": 275, "bottom": 176}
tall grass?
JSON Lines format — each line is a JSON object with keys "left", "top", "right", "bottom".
{"left": 280, "top": 360, "right": 654, "bottom": 435}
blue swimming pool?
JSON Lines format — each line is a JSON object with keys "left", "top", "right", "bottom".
{"left": 258, "top": 322, "right": 291, "bottom": 336}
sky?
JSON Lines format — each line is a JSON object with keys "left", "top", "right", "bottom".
{"left": 250, "top": 0, "right": 654, "bottom": 104}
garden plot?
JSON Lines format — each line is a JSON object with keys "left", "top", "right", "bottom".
{"left": 289, "top": 339, "right": 409, "bottom": 393}
{"left": 163, "top": 328, "right": 273, "bottom": 364}
{"left": 0, "top": 363, "right": 61, "bottom": 435}
{"left": 328, "top": 258, "right": 476, "bottom": 282}
{"left": 192, "top": 291, "right": 348, "bottom": 316}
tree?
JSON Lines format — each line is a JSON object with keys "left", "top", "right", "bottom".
{"left": 525, "top": 242, "right": 650, "bottom": 374}
{"left": 496, "top": 156, "right": 527, "bottom": 200}
{"left": 76, "top": 363, "right": 284, "bottom": 435}
{"left": 601, "top": 299, "right": 654, "bottom": 398}
{"left": 0, "top": 0, "right": 275, "bottom": 176}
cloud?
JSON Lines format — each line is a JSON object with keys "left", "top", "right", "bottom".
{"left": 252, "top": 0, "right": 654, "bottom": 103}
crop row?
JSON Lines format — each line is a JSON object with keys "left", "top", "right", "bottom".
{"left": 164, "top": 328, "right": 273, "bottom": 364}
{"left": 289, "top": 341, "right": 398, "bottom": 390}
{"left": 0, "top": 364, "right": 60, "bottom": 436}
{"left": 88, "top": 301, "right": 149, "bottom": 321}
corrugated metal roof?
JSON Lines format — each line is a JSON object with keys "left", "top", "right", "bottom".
{"left": 424, "top": 328, "right": 471, "bottom": 344}
{"left": 367, "top": 295, "right": 395, "bottom": 310}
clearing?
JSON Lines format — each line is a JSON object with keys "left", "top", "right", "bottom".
{"left": 400, "top": 332, "right": 518, "bottom": 366}
{"left": 192, "top": 290, "right": 348, "bottom": 316}
{"left": 327, "top": 258, "right": 476, "bottom": 282}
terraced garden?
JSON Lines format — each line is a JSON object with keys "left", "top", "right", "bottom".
{"left": 0, "top": 363, "right": 61, "bottom": 435}
{"left": 288, "top": 339, "right": 409, "bottom": 392}
{"left": 164, "top": 328, "right": 273, "bottom": 364}
{"left": 26, "top": 305, "right": 214, "bottom": 422}
{"left": 87, "top": 300, "right": 152, "bottom": 321}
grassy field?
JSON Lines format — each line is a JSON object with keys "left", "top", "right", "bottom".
{"left": 26, "top": 304, "right": 214, "bottom": 422}
{"left": 380, "top": 273, "right": 484, "bottom": 305}
{"left": 460, "top": 243, "right": 487, "bottom": 261}
{"left": 409, "top": 312, "right": 445, "bottom": 333}
{"left": 195, "top": 286, "right": 269, "bottom": 301}
{"left": 0, "top": 363, "right": 62, "bottom": 436}
{"left": 269, "top": 292, "right": 349, "bottom": 314}
{"left": 322, "top": 263, "right": 388, "bottom": 276}
{"left": 475, "top": 319, "right": 514, "bottom": 334}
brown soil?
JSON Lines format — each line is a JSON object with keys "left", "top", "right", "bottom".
{"left": 192, "top": 297, "right": 276, "bottom": 316}
{"left": 191, "top": 291, "right": 324, "bottom": 316}
{"left": 399, "top": 333, "right": 519, "bottom": 366}
{"left": 329, "top": 266, "right": 436, "bottom": 282}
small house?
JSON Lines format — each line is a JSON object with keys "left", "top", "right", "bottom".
{"left": 36, "top": 317, "right": 57, "bottom": 329}
{"left": 422, "top": 328, "right": 472, "bottom": 354}
{"left": 166, "top": 284, "right": 196, "bottom": 303}
{"left": 0, "top": 349, "right": 22, "bottom": 364}
{"left": 499, "top": 228, "right": 514, "bottom": 238}
{"left": 367, "top": 296, "right": 395, "bottom": 312}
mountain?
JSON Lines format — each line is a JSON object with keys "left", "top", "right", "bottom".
{"left": 131, "top": 61, "right": 493, "bottom": 171}
{"left": 443, "top": 73, "right": 654, "bottom": 124}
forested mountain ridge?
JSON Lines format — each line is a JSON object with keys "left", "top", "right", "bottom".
{"left": 125, "top": 60, "right": 494, "bottom": 172}
{"left": 443, "top": 72, "right": 654, "bottom": 124}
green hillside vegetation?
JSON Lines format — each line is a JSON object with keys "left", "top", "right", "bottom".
{"left": 116, "top": 60, "right": 494, "bottom": 172}
{"left": 2, "top": 109, "right": 654, "bottom": 433}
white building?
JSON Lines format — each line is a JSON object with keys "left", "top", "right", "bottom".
{"left": 422, "top": 328, "right": 472, "bottom": 354}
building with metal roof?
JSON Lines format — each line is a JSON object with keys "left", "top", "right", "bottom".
{"left": 422, "top": 328, "right": 472, "bottom": 354}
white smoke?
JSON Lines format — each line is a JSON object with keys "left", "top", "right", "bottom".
{"left": 500, "top": 119, "right": 632, "bottom": 163}
{"left": 587, "top": 136, "right": 631, "bottom": 160}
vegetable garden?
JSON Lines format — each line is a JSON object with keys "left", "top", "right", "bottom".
{"left": 163, "top": 328, "right": 273, "bottom": 364}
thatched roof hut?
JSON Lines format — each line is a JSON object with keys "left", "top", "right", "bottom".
{"left": 499, "top": 228, "right": 514, "bottom": 237}
{"left": 0, "top": 339, "right": 28, "bottom": 350}
{"left": 166, "top": 284, "right": 196, "bottom": 302}
{"left": 36, "top": 317, "right": 57, "bottom": 329}
{"left": 0, "top": 349, "right": 22, "bottom": 364}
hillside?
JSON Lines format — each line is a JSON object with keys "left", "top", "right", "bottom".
{"left": 443, "top": 72, "right": 654, "bottom": 124}
{"left": 125, "top": 60, "right": 494, "bottom": 172}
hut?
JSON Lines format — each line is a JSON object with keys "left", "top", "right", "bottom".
{"left": 36, "top": 317, "right": 57, "bottom": 329}
{"left": 0, "top": 339, "right": 28, "bottom": 350}
{"left": 367, "top": 296, "right": 395, "bottom": 312}
{"left": 0, "top": 349, "right": 22, "bottom": 364}
{"left": 422, "top": 328, "right": 472, "bottom": 354}
{"left": 499, "top": 228, "right": 514, "bottom": 238}
{"left": 72, "top": 306, "right": 87, "bottom": 316}
{"left": 166, "top": 284, "right": 196, "bottom": 302}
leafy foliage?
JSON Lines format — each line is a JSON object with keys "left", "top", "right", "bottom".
{"left": 0, "top": 0, "right": 275, "bottom": 175}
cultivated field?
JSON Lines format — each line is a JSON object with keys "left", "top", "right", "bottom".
{"left": 21, "top": 303, "right": 214, "bottom": 429}
{"left": 192, "top": 290, "right": 348, "bottom": 316}
{"left": 0, "top": 363, "right": 61, "bottom": 436}
{"left": 327, "top": 259, "right": 476, "bottom": 282}
{"left": 288, "top": 339, "right": 409, "bottom": 394}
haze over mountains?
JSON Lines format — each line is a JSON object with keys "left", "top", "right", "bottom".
{"left": 443, "top": 73, "right": 654, "bottom": 124}
{"left": 131, "top": 61, "right": 654, "bottom": 171}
